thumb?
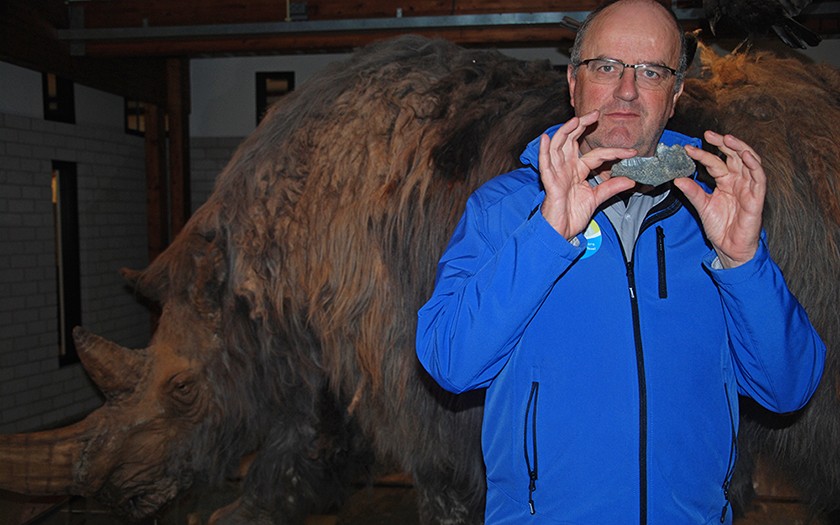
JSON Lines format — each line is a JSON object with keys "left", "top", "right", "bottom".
{"left": 594, "top": 177, "right": 636, "bottom": 207}
{"left": 673, "top": 177, "right": 707, "bottom": 211}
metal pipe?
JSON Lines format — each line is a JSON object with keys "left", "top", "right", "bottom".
{"left": 56, "top": 10, "right": 706, "bottom": 42}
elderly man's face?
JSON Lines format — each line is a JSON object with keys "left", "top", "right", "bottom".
{"left": 567, "top": 1, "right": 683, "bottom": 157}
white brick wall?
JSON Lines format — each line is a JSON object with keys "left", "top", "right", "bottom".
{"left": 0, "top": 112, "right": 150, "bottom": 433}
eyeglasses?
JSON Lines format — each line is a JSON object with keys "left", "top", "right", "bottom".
{"left": 575, "top": 58, "right": 679, "bottom": 89}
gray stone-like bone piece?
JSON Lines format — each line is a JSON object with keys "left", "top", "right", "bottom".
{"left": 611, "top": 143, "right": 696, "bottom": 186}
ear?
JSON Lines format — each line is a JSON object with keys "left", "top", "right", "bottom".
{"left": 121, "top": 266, "right": 164, "bottom": 303}
{"left": 669, "top": 81, "right": 684, "bottom": 118}
{"left": 120, "top": 267, "right": 143, "bottom": 288}
{"left": 567, "top": 64, "right": 577, "bottom": 109}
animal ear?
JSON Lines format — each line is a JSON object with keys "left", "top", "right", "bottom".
{"left": 684, "top": 29, "right": 701, "bottom": 69}
{"left": 120, "top": 266, "right": 166, "bottom": 303}
{"left": 120, "top": 267, "right": 142, "bottom": 287}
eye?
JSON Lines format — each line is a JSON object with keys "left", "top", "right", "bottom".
{"left": 597, "top": 62, "right": 617, "bottom": 74}
{"left": 168, "top": 373, "right": 199, "bottom": 406}
{"left": 640, "top": 67, "right": 662, "bottom": 80}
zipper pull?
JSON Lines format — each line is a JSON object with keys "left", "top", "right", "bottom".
{"left": 626, "top": 262, "right": 636, "bottom": 299}
{"left": 528, "top": 473, "right": 537, "bottom": 515}
{"left": 720, "top": 480, "right": 731, "bottom": 522}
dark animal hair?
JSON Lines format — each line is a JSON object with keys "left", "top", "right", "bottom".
{"left": 134, "top": 36, "right": 575, "bottom": 521}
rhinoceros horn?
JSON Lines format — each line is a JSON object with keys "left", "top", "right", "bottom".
{"left": 73, "top": 326, "right": 146, "bottom": 398}
{"left": 0, "top": 418, "right": 96, "bottom": 495}
{"left": 0, "top": 327, "right": 148, "bottom": 496}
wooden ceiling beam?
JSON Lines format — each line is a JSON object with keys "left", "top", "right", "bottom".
{"left": 73, "top": 0, "right": 604, "bottom": 29}
{"left": 1, "top": 0, "right": 167, "bottom": 103}
{"left": 75, "top": 26, "right": 586, "bottom": 58}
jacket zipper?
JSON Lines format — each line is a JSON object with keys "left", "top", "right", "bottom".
{"left": 720, "top": 383, "right": 739, "bottom": 522}
{"left": 617, "top": 196, "right": 682, "bottom": 525}
{"left": 625, "top": 261, "right": 648, "bottom": 525}
{"left": 524, "top": 381, "right": 539, "bottom": 515}
{"left": 656, "top": 226, "right": 667, "bottom": 299}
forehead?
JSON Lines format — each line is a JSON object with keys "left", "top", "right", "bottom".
{"left": 582, "top": 2, "right": 681, "bottom": 64}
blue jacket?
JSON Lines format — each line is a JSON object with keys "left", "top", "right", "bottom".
{"left": 416, "top": 127, "right": 826, "bottom": 524}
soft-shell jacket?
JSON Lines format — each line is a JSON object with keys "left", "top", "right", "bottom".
{"left": 416, "top": 128, "right": 825, "bottom": 524}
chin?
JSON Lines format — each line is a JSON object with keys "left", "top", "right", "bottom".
{"left": 594, "top": 127, "right": 640, "bottom": 149}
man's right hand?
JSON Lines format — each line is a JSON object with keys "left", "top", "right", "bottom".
{"left": 538, "top": 110, "right": 638, "bottom": 240}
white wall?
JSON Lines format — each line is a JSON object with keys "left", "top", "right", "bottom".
{"left": 190, "top": 53, "right": 350, "bottom": 138}
{"left": 0, "top": 61, "right": 126, "bottom": 130}
{"left": 0, "top": 62, "right": 43, "bottom": 119}
{"left": 76, "top": 84, "right": 126, "bottom": 130}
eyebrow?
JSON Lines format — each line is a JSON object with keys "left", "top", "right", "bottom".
{"left": 592, "top": 55, "right": 673, "bottom": 68}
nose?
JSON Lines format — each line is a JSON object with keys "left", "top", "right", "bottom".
{"left": 614, "top": 68, "right": 639, "bottom": 101}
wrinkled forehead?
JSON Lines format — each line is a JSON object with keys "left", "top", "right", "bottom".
{"left": 582, "top": 1, "right": 682, "bottom": 65}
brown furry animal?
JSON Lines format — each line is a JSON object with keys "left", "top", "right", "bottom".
{"left": 0, "top": 36, "right": 838, "bottom": 524}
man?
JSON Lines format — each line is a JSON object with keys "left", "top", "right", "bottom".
{"left": 415, "top": 0, "right": 826, "bottom": 523}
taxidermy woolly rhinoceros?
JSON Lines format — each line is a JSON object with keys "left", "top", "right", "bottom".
{"left": 1, "top": 36, "right": 839, "bottom": 524}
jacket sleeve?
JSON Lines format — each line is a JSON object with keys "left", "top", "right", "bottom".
{"left": 705, "top": 235, "right": 826, "bottom": 413}
{"left": 415, "top": 192, "right": 584, "bottom": 394}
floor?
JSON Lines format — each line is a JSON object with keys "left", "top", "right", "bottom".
{"left": 2, "top": 482, "right": 837, "bottom": 525}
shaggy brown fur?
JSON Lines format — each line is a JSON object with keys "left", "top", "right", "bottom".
{"left": 20, "top": 36, "right": 839, "bottom": 523}
{"left": 131, "top": 36, "right": 577, "bottom": 523}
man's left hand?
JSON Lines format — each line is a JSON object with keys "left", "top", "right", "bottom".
{"left": 675, "top": 131, "right": 766, "bottom": 269}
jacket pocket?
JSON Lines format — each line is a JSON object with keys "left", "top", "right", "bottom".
{"left": 656, "top": 225, "right": 668, "bottom": 299}
{"left": 719, "top": 382, "right": 738, "bottom": 523}
{"left": 524, "top": 380, "right": 539, "bottom": 515}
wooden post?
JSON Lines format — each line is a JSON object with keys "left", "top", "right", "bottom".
{"left": 167, "top": 57, "right": 191, "bottom": 237}
{"left": 144, "top": 103, "right": 168, "bottom": 265}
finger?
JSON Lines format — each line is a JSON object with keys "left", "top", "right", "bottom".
{"left": 673, "top": 177, "right": 708, "bottom": 210}
{"left": 704, "top": 131, "right": 743, "bottom": 170}
{"left": 593, "top": 176, "right": 636, "bottom": 206}
{"left": 538, "top": 134, "right": 555, "bottom": 177}
{"left": 707, "top": 134, "right": 767, "bottom": 191}
{"left": 716, "top": 135, "right": 764, "bottom": 189}
{"left": 552, "top": 110, "right": 599, "bottom": 151}
{"left": 578, "top": 109, "right": 600, "bottom": 127}
{"left": 706, "top": 131, "right": 763, "bottom": 174}
{"left": 721, "top": 133, "right": 762, "bottom": 165}
{"left": 741, "top": 150, "right": 764, "bottom": 176}
{"left": 548, "top": 118, "right": 580, "bottom": 157}
{"left": 741, "top": 150, "right": 767, "bottom": 192}
{"left": 580, "top": 147, "right": 638, "bottom": 171}
{"left": 685, "top": 144, "right": 729, "bottom": 179}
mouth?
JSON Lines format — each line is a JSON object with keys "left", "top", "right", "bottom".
{"left": 96, "top": 472, "right": 183, "bottom": 520}
{"left": 121, "top": 487, "right": 177, "bottom": 519}
{"left": 603, "top": 110, "right": 639, "bottom": 120}
{"left": 125, "top": 480, "right": 180, "bottom": 519}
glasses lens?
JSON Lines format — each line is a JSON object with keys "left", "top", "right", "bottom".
{"left": 585, "top": 59, "right": 622, "bottom": 83}
{"left": 635, "top": 65, "right": 671, "bottom": 88}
